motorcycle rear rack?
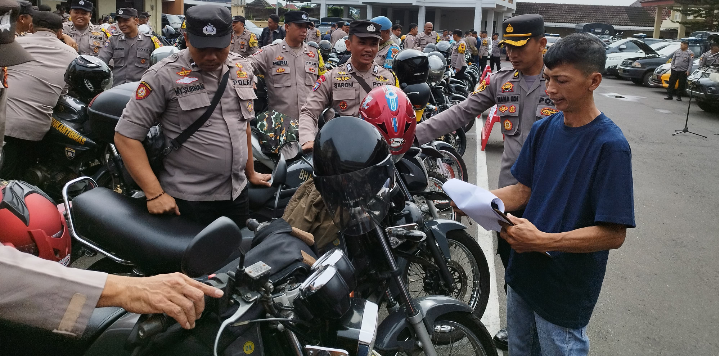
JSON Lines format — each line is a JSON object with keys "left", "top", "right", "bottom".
{"left": 62, "top": 176, "right": 134, "bottom": 266}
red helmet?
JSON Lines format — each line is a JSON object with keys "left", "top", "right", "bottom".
{"left": 0, "top": 180, "right": 71, "bottom": 266}
{"left": 359, "top": 85, "right": 416, "bottom": 158}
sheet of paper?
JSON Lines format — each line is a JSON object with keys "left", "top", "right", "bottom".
{"left": 442, "top": 179, "right": 508, "bottom": 232}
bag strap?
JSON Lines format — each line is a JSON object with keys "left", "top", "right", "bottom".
{"left": 349, "top": 71, "right": 373, "bottom": 94}
{"left": 168, "top": 69, "right": 230, "bottom": 150}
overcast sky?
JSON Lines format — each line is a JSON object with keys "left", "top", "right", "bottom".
{"left": 523, "top": 0, "right": 637, "bottom": 5}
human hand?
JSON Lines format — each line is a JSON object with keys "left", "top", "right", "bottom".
{"left": 98, "top": 273, "right": 224, "bottom": 329}
{"left": 249, "top": 172, "right": 272, "bottom": 187}
{"left": 301, "top": 141, "right": 314, "bottom": 152}
{"left": 450, "top": 201, "right": 467, "bottom": 216}
{"left": 61, "top": 34, "right": 78, "bottom": 51}
{"left": 498, "top": 214, "right": 547, "bottom": 253}
{"left": 147, "top": 192, "right": 180, "bottom": 215}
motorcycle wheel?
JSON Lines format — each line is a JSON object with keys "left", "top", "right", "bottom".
{"left": 380, "top": 312, "right": 497, "bottom": 356}
{"left": 404, "top": 229, "right": 491, "bottom": 319}
{"left": 439, "top": 128, "right": 467, "bottom": 157}
{"left": 414, "top": 172, "right": 458, "bottom": 222}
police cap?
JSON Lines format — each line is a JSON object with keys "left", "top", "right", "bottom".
{"left": 0, "top": 0, "right": 33, "bottom": 66}
{"left": 139, "top": 11, "right": 150, "bottom": 19}
{"left": 69, "top": 0, "right": 93, "bottom": 12}
{"left": 232, "top": 15, "right": 245, "bottom": 24}
{"left": 349, "top": 20, "right": 382, "bottom": 40}
{"left": 32, "top": 10, "right": 63, "bottom": 31}
{"left": 185, "top": 4, "right": 232, "bottom": 49}
{"left": 115, "top": 8, "right": 137, "bottom": 19}
{"left": 284, "top": 11, "right": 311, "bottom": 25}
{"left": 18, "top": 1, "right": 32, "bottom": 15}
{"left": 500, "top": 14, "right": 544, "bottom": 47}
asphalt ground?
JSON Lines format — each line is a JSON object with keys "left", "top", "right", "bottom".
{"left": 464, "top": 71, "right": 719, "bottom": 355}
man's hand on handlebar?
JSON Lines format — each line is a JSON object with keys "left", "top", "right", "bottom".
{"left": 98, "top": 273, "right": 224, "bottom": 329}
{"left": 301, "top": 141, "right": 314, "bottom": 152}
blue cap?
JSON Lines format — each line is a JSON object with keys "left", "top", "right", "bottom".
{"left": 371, "top": 16, "right": 392, "bottom": 31}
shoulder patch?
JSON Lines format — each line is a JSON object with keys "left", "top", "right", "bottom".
{"left": 313, "top": 75, "right": 326, "bottom": 91}
{"left": 136, "top": 81, "right": 152, "bottom": 100}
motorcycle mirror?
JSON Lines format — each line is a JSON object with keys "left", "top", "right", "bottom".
{"left": 181, "top": 217, "right": 244, "bottom": 277}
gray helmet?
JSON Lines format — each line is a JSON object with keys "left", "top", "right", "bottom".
{"left": 150, "top": 46, "right": 180, "bottom": 66}
{"left": 428, "top": 55, "right": 445, "bottom": 83}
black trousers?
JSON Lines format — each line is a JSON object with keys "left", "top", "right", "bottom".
{"left": 0, "top": 136, "right": 39, "bottom": 180}
{"left": 175, "top": 186, "right": 250, "bottom": 229}
{"left": 478, "top": 56, "right": 488, "bottom": 70}
{"left": 490, "top": 56, "right": 501, "bottom": 72}
{"left": 667, "top": 70, "right": 688, "bottom": 98}
{"left": 497, "top": 208, "right": 525, "bottom": 288}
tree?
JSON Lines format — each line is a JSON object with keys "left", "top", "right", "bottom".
{"left": 675, "top": 0, "right": 719, "bottom": 32}
{"left": 328, "top": 6, "right": 343, "bottom": 17}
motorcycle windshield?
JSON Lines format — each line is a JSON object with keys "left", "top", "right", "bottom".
{"left": 314, "top": 158, "right": 395, "bottom": 236}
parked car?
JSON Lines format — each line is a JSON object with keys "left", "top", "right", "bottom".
{"left": 161, "top": 14, "right": 182, "bottom": 31}
{"left": 686, "top": 63, "right": 719, "bottom": 112}
{"left": 617, "top": 41, "right": 703, "bottom": 86}
{"left": 605, "top": 38, "right": 657, "bottom": 76}
{"left": 650, "top": 59, "right": 700, "bottom": 88}
{"left": 545, "top": 35, "right": 561, "bottom": 50}
{"left": 244, "top": 19, "right": 264, "bottom": 38}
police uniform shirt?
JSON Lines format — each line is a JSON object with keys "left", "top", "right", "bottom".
{"left": 374, "top": 40, "right": 400, "bottom": 69}
{"left": 465, "top": 35, "right": 477, "bottom": 55}
{"left": 478, "top": 36, "right": 490, "bottom": 58}
{"left": 230, "top": 29, "right": 258, "bottom": 57}
{"left": 404, "top": 34, "right": 419, "bottom": 50}
{"left": 491, "top": 39, "right": 501, "bottom": 57}
{"left": 249, "top": 39, "right": 324, "bottom": 123}
{"left": 62, "top": 22, "right": 109, "bottom": 56}
{"left": 440, "top": 34, "right": 451, "bottom": 42}
{"left": 416, "top": 30, "right": 438, "bottom": 51}
{"left": 450, "top": 39, "right": 467, "bottom": 70}
{"left": 98, "top": 32, "right": 161, "bottom": 86}
{"left": 670, "top": 49, "right": 694, "bottom": 72}
{"left": 299, "top": 62, "right": 397, "bottom": 145}
{"left": 699, "top": 50, "right": 719, "bottom": 68}
{"left": 115, "top": 50, "right": 256, "bottom": 201}
{"left": 416, "top": 68, "right": 558, "bottom": 188}
{"left": 330, "top": 29, "right": 347, "bottom": 45}
{"left": 0, "top": 245, "right": 107, "bottom": 336}
{"left": 5, "top": 31, "right": 79, "bottom": 141}
{"left": 306, "top": 28, "right": 322, "bottom": 43}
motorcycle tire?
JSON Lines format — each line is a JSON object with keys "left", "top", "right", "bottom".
{"left": 403, "top": 229, "right": 491, "bottom": 319}
{"left": 380, "top": 311, "right": 497, "bottom": 356}
{"left": 415, "top": 172, "right": 458, "bottom": 222}
{"left": 440, "top": 128, "right": 467, "bottom": 157}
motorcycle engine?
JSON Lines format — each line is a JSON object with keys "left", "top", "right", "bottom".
{"left": 23, "top": 164, "right": 78, "bottom": 199}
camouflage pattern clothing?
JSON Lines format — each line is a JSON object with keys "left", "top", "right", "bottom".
{"left": 253, "top": 110, "right": 299, "bottom": 158}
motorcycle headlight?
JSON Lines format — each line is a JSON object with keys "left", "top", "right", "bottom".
{"left": 632, "top": 61, "right": 642, "bottom": 68}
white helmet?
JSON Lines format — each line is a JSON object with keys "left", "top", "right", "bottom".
{"left": 272, "top": 38, "right": 283, "bottom": 45}
{"left": 333, "top": 39, "right": 347, "bottom": 54}
{"left": 150, "top": 46, "right": 179, "bottom": 65}
{"left": 138, "top": 24, "right": 151, "bottom": 35}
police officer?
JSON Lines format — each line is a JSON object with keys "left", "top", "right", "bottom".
{"left": 330, "top": 20, "right": 348, "bottom": 45}
{"left": 698, "top": 36, "right": 719, "bottom": 68}
{"left": 138, "top": 11, "right": 154, "bottom": 33}
{"left": 249, "top": 11, "right": 324, "bottom": 125}
{"left": 1, "top": 11, "right": 78, "bottom": 180}
{"left": 371, "top": 16, "right": 400, "bottom": 69}
{"left": 299, "top": 20, "right": 398, "bottom": 151}
{"left": 229, "top": 15, "right": 258, "bottom": 57}
{"left": 306, "top": 21, "right": 322, "bottom": 43}
{"left": 450, "top": 29, "right": 468, "bottom": 76}
{"left": 665, "top": 40, "right": 694, "bottom": 101}
{"left": 490, "top": 32, "right": 501, "bottom": 72}
{"left": 415, "top": 15, "right": 555, "bottom": 350}
{"left": 114, "top": 4, "right": 271, "bottom": 227}
{"left": 98, "top": 8, "right": 161, "bottom": 87}
{"left": 416, "top": 21, "right": 439, "bottom": 51}
{"left": 464, "top": 30, "right": 478, "bottom": 66}
{"left": 15, "top": 1, "right": 33, "bottom": 36}
{"left": 478, "top": 30, "right": 490, "bottom": 69}
{"left": 62, "top": 0, "right": 109, "bottom": 56}
{"left": 404, "top": 23, "right": 419, "bottom": 50}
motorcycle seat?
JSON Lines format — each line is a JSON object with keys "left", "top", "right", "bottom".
{"left": 72, "top": 187, "right": 242, "bottom": 276}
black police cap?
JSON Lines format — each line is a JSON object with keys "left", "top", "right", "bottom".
{"left": 284, "top": 11, "right": 311, "bottom": 25}
{"left": 185, "top": 4, "right": 232, "bottom": 49}
{"left": 115, "top": 8, "right": 138, "bottom": 19}
{"left": 232, "top": 15, "right": 245, "bottom": 24}
{"left": 18, "top": 1, "right": 32, "bottom": 15}
{"left": 33, "top": 11, "right": 63, "bottom": 30}
{"left": 139, "top": 11, "right": 150, "bottom": 18}
{"left": 69, "top": 0, "right": 93, "bottom": 12}
{"left": 349, "top": 20, "right": 382, "bottom": 40}
{"left": 500, "top": 14, "right": 544, "bottom": 47}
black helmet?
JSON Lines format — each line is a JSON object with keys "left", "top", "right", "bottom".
{"left": 65, "top": 55, "right": 113, "bottom": 102}
{"left": 436, "top": 41, "right": 452, "bottom": 56}
{"left": 393, "top": 49, "right": 429, "bottom": 85}
{"left": 313, "top": 117, "right": 395, "bottom": 236}
{"left": 402, "top": 83, "right": 431, "bottom": 110}
{"left": 318, "top": 39, "right": 332, "bottom": 61}
{"left": 422, "top": 43, "right": 437, "bottom": 53}
{"left": 307, "top": 41, "right": 319, "bottom": 49}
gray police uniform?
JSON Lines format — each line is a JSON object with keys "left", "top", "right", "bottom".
{"left": 404, "top": 34, "right": 419, "bottom": 50}
{"left": 699, "top": 50, "right": 719, "bottom": 68}
{"left": 299, "top": 61, "right": 397, "bottom": 145}
{"left": 450, "top": 39, "right": 467, "bottom": 70}
{"left": 115, "top": 50, "right": 256, "bottom": 201}
{"left": 98, "top": 32, "right": 160, "bottom": 86}
{"left": 671, "top": 49, "right": 694, "bottom": 72}
{"left": 416, "top": 68, "right": 558, "bottom": 188}
{"left": 62, "top": 22, "right": 109, "bottom": 56}
{"left": 306, "top": 28, "right": 322, "bottom": 44}
{"left": 230, "top": 29, "right": 258, "bottom": 57}
{"left": 5, "top": 31, "right": 78, "bottom": 141}
{"left": 478, "top": 36, "right": 490, "bottom": 59}
{"left": 416, "top": 30, "right": 438, "bottom": 51}
{"left": 331, "top": 29, "right": 347, "bottom": 45}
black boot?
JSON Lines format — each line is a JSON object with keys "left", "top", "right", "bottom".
{"left": 493, "top": 328, "right": 508, "bottom": 350}
{"left": 676, "top": 97, "right": 682, "bottom": 101}
{"left": 664, "top": 96, "right": 674, "bottom": 100}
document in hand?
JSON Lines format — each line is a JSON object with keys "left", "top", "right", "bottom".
{"left": 442, "top": 179, "right": 511, "bottom": 232}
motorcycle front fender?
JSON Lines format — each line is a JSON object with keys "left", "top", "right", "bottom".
{"left": 374, "top": 295, "right": 474, "bottom": 352}
{"left": 425, "top": 219, "right": 466, "bottom": 259}
{"left": 83, "top": 311, "right": 138, "bottom": 356}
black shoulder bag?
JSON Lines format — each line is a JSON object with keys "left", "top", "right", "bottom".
{"left": 144, "top": 69, "right": 230, "bottom": 174}
{"left": 349, "top": 71, "right": 374, "bottom": 94}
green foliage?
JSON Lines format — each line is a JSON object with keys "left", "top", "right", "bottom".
{"left": 328, "top": 6, "right": 343, "bottom": 17}
{"left": 675, "top": 0, "right": 719, "bottom": 32}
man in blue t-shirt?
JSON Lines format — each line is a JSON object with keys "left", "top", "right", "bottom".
{"left": 491, "top": 33, "right": 635, "bottom": 355}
